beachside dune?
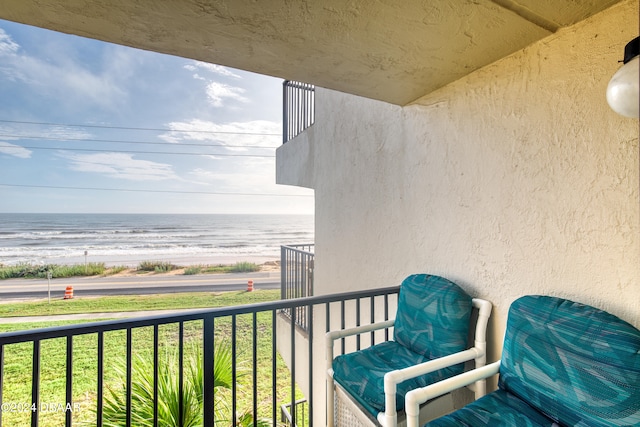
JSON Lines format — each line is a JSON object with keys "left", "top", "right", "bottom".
{"left": 38, "top": 253, "right": 281, "bottom": 269}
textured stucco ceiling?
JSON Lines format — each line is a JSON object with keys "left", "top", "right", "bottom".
{"left": 0, "top": 0, "right": 623, "bottom": 105}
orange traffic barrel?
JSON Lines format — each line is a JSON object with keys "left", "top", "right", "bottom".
{"left": 64, "top": 286, "right": 74, "bottom": 299}
{"left": 247, "top": 280, "right": 254, "bottom": 292}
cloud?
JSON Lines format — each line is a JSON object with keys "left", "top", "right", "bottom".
{"left": 184, "top": 61, "right": 242, "bottom": 79}
{"left": 0, "top": 142, "right": 32, "bottom": 158}
{"left": 0, "top": 27, "right": 128, "bottom": 110}
{"left": 158, "top": 119, "right": 280, "bottom": 150}
{"left": 0, "top": 29, "right": 23, "bottom": 82}
{"left": 183, "top": 61, "right": 247, "bottom": 107}
{"left": 0, "top": 28, "right": 19, "bottom": 55}
{"left": 206, "top": 82, "right": 249, "bottom": 107}
{"left": 42, "top": 126, "right": 93, "bottom": 140}
{"left": 54, "top": 54, "right": 129, "bottom": 108}
{"left": 60, "top": 152, "right": 179, "bottom": 181}
{"left": 188, "top": 163, "right": 313, "bottom": 197}
{"left": 0, "top": 124, "right": 92, "bottom": 141}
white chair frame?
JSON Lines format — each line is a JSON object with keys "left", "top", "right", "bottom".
{"left": 405, "top": 361, "right": 501, "bottom": 427}
{"left": 326, "top": 298, "right": 492, "bottom": 427}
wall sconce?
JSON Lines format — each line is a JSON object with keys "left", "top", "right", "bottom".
{"left": 606, "top": 36, "right": 639, "bottom": 118}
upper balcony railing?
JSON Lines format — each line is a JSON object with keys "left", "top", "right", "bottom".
{"left": 283, "top": 81, "right": 315, "bottom": 143}
{"left": 0, "top": 286, "right": 400, "bottom": 427}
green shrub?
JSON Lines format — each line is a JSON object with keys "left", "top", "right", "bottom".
{"left": 230, "top": 262, "right": 260, "bottom": 273}
{"left": 0, "top": 264, "right": 25, "bottom": 279}
{"left": 105, "top": 265, "right": 128, "bottom": 275}
{"left": 183, "top": 266, "right": 202, "bottom": 275}
{"left": 97, "top": 341, "right": 267, "bottom": 427}
{"left": 137, "top": 261, "right": 176, "bottom": 273}
{"left": 0, "top": 262, "right": 106, "bottom": 279}
{"left": 52, "top": 263, "right": 106, "bottom": 278}
{"left": 201, "top": 264, "right": 232, "bottom": 273}
{"left": 138, "top": 261, "right": 159, "bottom": 271}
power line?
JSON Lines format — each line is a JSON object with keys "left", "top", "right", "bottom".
{"left": 0, "top": 183, "right": 313, "bottom": 197}
{"left": 0, "top": 145, "right": 275, "bottom": 158}
{"left": 0, "top": 119, "right": 281, "bottom": 135}
{"left": 0, "top": 134, "right": 280, "bottom": 149}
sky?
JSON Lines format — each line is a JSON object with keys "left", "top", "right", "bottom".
{"left": 0, "top": 20, "right": 314, "bottom": 215}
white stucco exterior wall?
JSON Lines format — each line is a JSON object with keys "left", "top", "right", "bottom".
{"left": 277, "top": 1, "right": 638, "bottom": 423}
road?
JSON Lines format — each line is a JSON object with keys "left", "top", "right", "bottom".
{"left": 0, "top": 271, "right": 280, "bottom": 301}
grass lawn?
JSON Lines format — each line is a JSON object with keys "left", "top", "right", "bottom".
{"left": 0, "top": 290, "right": 281, "bottom": 317}
{"left": 0, "top": 291, "right": 305, "bottom": 427}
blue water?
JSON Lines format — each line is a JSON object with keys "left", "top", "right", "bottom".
{"left": 0, "top": 213, "right": 314, "bottom": 266}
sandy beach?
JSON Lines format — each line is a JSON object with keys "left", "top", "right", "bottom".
{"left": 1, "top": 213, "right": 312, "bottom": 269}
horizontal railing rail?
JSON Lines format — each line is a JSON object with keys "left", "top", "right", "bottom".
{"left": 0, "top": 285, "right": 400, "bottom": 427}
{"left": 281, "top": 244, "right": 315, "bottom": 331}
{"left": 283, "top": 81, "right": 315, "bottom": 143}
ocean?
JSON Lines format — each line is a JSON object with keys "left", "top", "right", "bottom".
{"left": 0, "top": 213, "right": 314, "bottom": 267}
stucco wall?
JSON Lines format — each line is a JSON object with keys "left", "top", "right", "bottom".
{"left": 277, "top": 0, "right": 638, "bottom": 423}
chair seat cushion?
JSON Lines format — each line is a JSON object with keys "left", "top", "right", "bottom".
{"left": 424, "top": 389, "right": 558, "bottom": 427}
{"left": 332, "top": 341, "right": 465, "bottom": 417}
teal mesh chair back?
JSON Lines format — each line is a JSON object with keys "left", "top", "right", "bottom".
{"left": 499, "top": 295, "right": 640, "bottom": 426}
{"left": 331, "top": 274, "right": 474, "bottom": 416}
{"left": 394, "top": 274, "right": 472, "bottom": 360}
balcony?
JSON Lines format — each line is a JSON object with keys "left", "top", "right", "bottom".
{"left": 0, "top": 283, "right": 400, "bottom": 426}
{"left": 283, "top": 81, "right": 315, "bottom": 144}
{"left": 276, "top": 81, "right": 316, "bottom": 192}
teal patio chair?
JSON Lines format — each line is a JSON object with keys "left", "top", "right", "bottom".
{"left": 406, "top": 295, "right": 640, "bottom": 427}
{"left": 326, "top": 274, "right": 492, "bottom": 427}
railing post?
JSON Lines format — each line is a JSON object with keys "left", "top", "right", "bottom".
{"left": 283, "top": 80, "right": 288, "bottom": 144}
{"left": 231, "top": 315, "right": 238, "bottom": 426}
{"left": 308, "top": 303, "right": 314, "bottom": 427}
{"left": 31, "top": 340, "right": 40, "bottom": 427}
{"left": 97, "top": 332, "right": 104, "bottom": 426}
{"left": 178, "top": 323, "right": 184, "bottom": 427}
{"left": 125, "top": 329, "right": 132, "bottom": 427}
{"left": 272, "top": 310, "right": 278, "bottom": 427}
{"left": 0, "top": 344, "right": 4, "bottom": 427}
{"left": 203, "top": 316, "right": 214, "bottom": 427}
{"left": 281, "top": 245, "right": 287, "bottom": 301}
{"left": 153, "top": 325, "right": 159, "bottom": 427}
{"left": 65, "top": 336, "right": 73, "bottom": 427}
{"left": 290, "top": 305, "right": 296, "bottom": 427}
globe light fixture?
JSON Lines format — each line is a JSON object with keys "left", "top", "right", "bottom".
{"left": 606, "top": 36, "right": 639, "bottom": 118}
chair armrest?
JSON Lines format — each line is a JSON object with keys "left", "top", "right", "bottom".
{"left": 379, "top": 299, "right": 492, "bottom": 427}
{"left": 384, "top": 348, "right": 483, "bottom": 390}
{"left": 379, "top": 348, "right": 484, "bottom": 427}
{"left": 471, "top": 298, "right": 492, "bottom": 347}
{"left": 326, "top": 319, "right": 396, "bottom": 377}
{"left": 405, "top": 360, "right": 501, "bottom": 427}
{"left": 326, "top": 318, "right": 396, "bottom": 366}
{"left": 326, "top": 319, "right": 396, "bottom": 344}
